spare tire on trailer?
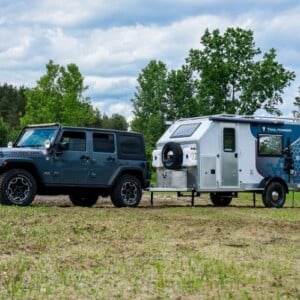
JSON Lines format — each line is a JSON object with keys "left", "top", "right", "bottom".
{"left": 161, "top": 142, "right": 183, "bottom": 170}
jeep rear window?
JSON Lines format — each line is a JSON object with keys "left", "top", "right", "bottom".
{"left": 119, "top": 135, "right": 144, "bottom": 155}
{"left": 93, "top": 133, "right": 115, "bottom": 153}
{"left": 171, "top": 123, "right": 201, "bottom": 138}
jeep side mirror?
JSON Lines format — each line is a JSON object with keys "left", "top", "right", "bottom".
{"left": 59, "top": 141, "right": 69, "bottom": 151}
{"left": 54, "top": 141, "right": 69, "bottom": 156}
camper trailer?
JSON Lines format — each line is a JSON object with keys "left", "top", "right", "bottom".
{"left": 151, "top": 114, "right": 300, "bottom": 208}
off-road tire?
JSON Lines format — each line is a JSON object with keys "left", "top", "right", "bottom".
{"left": 262, "top": 181, "right": 286, "bottom": 208}
{"left": 0, "top": 169, "right": 36, "bottom": 206}
{"left": 111, "top": 174, "right": 142, "bottom": 207}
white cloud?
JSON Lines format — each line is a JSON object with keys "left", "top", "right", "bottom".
{"left": 107, "top": 102, "right": 133, "bottom": 120}
{"left": 85, "top": 76, "right": 136, "bottom": 97}
{"left": 92, "top": 100, "right": 133, "bottom": 123}
{"left": 0, "top": 0, "right": 299, "bottom": 119}
{"left": 16, "top": 1, "right": 96, "bottom": 27}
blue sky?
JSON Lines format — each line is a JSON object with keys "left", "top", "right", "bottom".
{"left": 1, "top": 0, "right": 300, "bottom": 121}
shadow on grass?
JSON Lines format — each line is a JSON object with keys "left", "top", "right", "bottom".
{"left": 28, "top": 195, "right": 300, "bottom": 209}
{"left": 139, "top": 204, "right": 300, "bottom": 209}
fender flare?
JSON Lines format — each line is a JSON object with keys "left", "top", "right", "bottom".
{"left": 259, "top": 177, "right": 289, "bottom": 195}
{"left": 108, "top": 166, "right": 146, "bottom": 188}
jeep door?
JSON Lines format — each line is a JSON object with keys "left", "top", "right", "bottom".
{"left": 90, "top": 132, "right": 118, "bottom": 185}
{"left": 52, "top": 130, "right": 91, "bottom": 185}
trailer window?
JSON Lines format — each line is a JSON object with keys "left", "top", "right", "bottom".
{"left": 223, "top": 128, "right": 235, "bottom": 152}
{"left": 171, "top": 123, "right": 201, "bottom": 138}
{"left": 258, "top": 134, "right": 283, "bottom": 156}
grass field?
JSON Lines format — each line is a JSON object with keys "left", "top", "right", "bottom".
{"left": 0, "top": 193, "right": 299, "bottom": 299}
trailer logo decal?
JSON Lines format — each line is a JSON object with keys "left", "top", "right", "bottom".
{"left": 261, "top": 126, "right": 292, "bottom": 133}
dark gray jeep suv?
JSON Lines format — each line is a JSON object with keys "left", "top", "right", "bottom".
{"left": 0, "top": 124, "right": 150, "bottom": 207}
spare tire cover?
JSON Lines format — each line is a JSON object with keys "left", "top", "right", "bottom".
{"left": 161, "top": 142, "right": 183, "bottom": 169}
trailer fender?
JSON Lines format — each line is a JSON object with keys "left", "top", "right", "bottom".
{"left": 260, "top": 177, "right": 288, "bottom": 194}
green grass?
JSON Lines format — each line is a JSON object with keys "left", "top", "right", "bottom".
{"left": 0, "top": 194, "right": 299, "bottom": 299}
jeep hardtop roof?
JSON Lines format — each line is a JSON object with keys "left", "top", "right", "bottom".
{"left": 25, "top": 123, "right": 142, "bottom": 135}
{"left": 175, "top": 114, "right": 299, "bottom": 126}
{"left": 27, "top": 123, "right": 59, "bottom": 128}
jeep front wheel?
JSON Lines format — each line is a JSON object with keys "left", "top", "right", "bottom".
{"left": 0, "top": 169, "right": 36, "bottom": 206}
{"left": 111, "top": 175, "right": 142, "bottom": 207}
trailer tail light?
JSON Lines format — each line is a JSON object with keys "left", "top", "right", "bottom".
{"left": 182, "top": 145, "right": 197, "bottom": 167}
{"left": 152, "top": 149, "right": 163, "bottom": 168}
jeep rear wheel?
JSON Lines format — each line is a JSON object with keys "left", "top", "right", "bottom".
{"left": 69, "top": 192, "right": 99, "bottom": 207}
{"left": 111, "top": 175, "right": 142, "bottom": 207}
{"left": 0, "top": 169, "right": 36, "bottom": 206}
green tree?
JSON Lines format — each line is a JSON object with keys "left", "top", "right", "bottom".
{"left": 166, "top": 64, "right": 197, "bottom": 120}
{"left": 102, "top": 113, "right": 128, "bottom": 130}
{"left": 0, "top": 117, "right": 9, "bottom": 146}
{"left": 0, "top": 83, "right": 26, "bottom": 128}
{"left": 131, "top": 60, "right": 168, "bottom": 156}
{"left": 188, "top": 28, "right": 295, "bottom": 115}
{"left": 21, "top": 60, "right": 98, "bottom": 126}
{"left": 293, "top": 87, "right": 300, "bottom": 118}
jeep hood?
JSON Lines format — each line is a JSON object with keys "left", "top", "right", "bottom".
{"left": 0, "top": 147, "right": 46, "bottom": 158}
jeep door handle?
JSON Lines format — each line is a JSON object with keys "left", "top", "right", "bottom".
{"left": 107, "top": 156, "right": 115, "bottom": 162}
{"left": 80, "top": 154, "right": 89, "bottom": 160}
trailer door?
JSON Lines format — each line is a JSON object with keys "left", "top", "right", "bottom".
{"left": 221, "top": 125, "right": 239, "bottom": 186}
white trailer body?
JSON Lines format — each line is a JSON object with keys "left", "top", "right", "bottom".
{"left": 151, "top": 115, "right": 300, "bottom": 207}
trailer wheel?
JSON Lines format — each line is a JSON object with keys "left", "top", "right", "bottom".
{"left": 263, "top": 181, "right": 286, "bottom": 208}
{"left": 210, "top": 192, "right": 232, "bottom": 206}
{"left": 162, "top": 142, "right": 183, "bottom": 169}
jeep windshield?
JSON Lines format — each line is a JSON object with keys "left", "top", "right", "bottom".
{"left": 15, "top": 127, "right": 58, "bottom": 148}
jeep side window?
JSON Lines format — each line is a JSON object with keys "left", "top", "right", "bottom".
{"left": 61, "top": 131, "right": 86, "bottom": 151}
{"left": 93, "top": 133, "right": 115, "bottom": 153}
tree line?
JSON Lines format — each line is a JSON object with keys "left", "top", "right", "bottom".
{"left": 0, "top": 60, "right": 128, "bottom": 145}
{"left": 131, "top": 27, "right": 299, "bottom": 157}
{"left": 1, "top": 27, "right": 299, "bottom": 155}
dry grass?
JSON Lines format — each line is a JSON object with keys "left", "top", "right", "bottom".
{"left": 0, "top": 193, "right": 299, "bottom": 299}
